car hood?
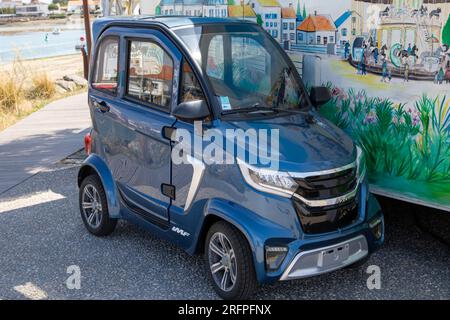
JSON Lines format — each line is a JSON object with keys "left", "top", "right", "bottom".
{"left": 220, "top": 112, "right": 356, "bottom": 173}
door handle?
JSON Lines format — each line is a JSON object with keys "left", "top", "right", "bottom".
{"left": 93, "top": 100, "right": 110, "bottom": 113}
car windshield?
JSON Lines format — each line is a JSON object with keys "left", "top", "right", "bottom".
{"left": 174, "top": 23, "right": 309, "bottom": 114}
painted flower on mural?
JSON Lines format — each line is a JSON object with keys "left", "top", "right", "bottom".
{"left": 320, "top": 86, "right": 450, "bottom": 184}
{"left": 363, "top": 110, "right": 377, "bottom": 125}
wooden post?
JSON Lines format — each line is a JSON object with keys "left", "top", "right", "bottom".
{"left": 82, "top": 0, "right": 92, "bottom": 59}
{"left": 81, "top": 46, "right": 89, "bottom": 80}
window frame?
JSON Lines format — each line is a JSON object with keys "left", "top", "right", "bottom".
{"left": 91, "top": 35, "right": 120, "bottom": 96}
{"left": 124, "top": 38, "right": 175, "bottom": 114}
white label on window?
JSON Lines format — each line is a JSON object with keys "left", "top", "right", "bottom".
{"left": 220, "top": 96, "right": 231, "bottom": 110}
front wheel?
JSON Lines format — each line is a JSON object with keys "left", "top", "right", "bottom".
{"left": 79, "top": 174, "right": 117, "bottom": 236}
{"left": 205, "top": 221, "right": 258, "bottom": 300}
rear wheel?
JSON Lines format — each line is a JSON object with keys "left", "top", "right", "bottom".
{"left": 79, "top": 174, "right": 117, "bottom": 236}
{"left": 205, "top": 221, "right": 257, "bottom": 300}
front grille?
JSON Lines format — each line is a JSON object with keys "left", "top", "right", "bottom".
{"left": 293, "top": 168, "right": 357, "bottom": 200}
{"left": 293, "top": 198, "right": 360, "bottom": 234}
{"left": 292, "top": 168, "right": 359, "bottom": 234}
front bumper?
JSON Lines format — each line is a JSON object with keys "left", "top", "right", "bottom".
{"left": 280, "top": 235, "right": 368, "bottom": 280}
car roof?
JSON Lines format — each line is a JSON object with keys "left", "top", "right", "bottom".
{"left": 92, "top": 16, "right": 255, "bottom": 40}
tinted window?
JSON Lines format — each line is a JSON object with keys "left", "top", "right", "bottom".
{"left": 127, "top": 40, "right": 173, "bottom": 110}
{"left": 180, "top": 60, "right": 205, "bottom": 103}
{"left": 93, "top": 37, "right": 119, "bottom": 94}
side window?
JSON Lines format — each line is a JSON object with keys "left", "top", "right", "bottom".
{"left": 93, "top": 37, "right": 119, "bottom": 94}
{"left": 127, "top": 40, "right": 173, "bottom": 110}
{"left": 180, "top": 60, "right": 205, "bottom": 102}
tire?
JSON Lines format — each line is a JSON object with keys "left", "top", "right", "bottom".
{"left": 205, "top": 221, "right": 258, "bottom": 300}
{"left": 79, "top": 174, "right": 117, "bottom": 236}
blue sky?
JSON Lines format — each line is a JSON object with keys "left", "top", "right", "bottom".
{"left": 23, "top": 0, "right": 352, "bottom": 20}
{"left": 279, "top": 0, "right": 351, "bottom": 20}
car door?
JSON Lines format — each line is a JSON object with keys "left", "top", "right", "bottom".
{"left": 168, "top": 58, "right": 205, "bottom": 219}
{"left": 90, "top": 27, "right": 181, "bottom": 226}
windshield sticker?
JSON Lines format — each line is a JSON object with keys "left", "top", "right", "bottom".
{"left": 220, "top": 96, "right": 232, "bottom": 110}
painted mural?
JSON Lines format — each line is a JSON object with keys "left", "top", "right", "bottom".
{"left": 289, "top": 0, "right": 450, "bottom": 210}
{"left": 151, "top": 0, "right": 450, "bottom": 210}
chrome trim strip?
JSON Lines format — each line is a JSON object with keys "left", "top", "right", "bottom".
{"left": 293, "top": 166, "right": 365, "bottom": 208}
{"left": 293, "top": 184, "right": 358, "bottom": 207}
{"left": 280, "top": 235, "right": 368, "bottom": 281}
{"left": 184, "top": 154, "right": 205, "bottom": 212}
{"left": 237, "top": 147, "right": 364, "bottom": 208}
{"left": 288, "top": 160, "right": 356, "bottom": 178}
{"left": 289, "top": 146, "right": 362, "bottom": 178}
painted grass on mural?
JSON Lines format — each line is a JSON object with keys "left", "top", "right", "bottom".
{"left": 319, "top": 84, "right": 450, "bottom": 206}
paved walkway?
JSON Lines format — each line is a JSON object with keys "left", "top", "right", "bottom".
{"left": 0, "top": 93, "right": 90, "bottom": 194}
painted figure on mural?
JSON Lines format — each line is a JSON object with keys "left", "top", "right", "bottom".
{"left": 373, "top": 43, "right": 379, "bottom": 64}
{"left": 404, "top": 60, "right": 410, "bottom": 82}
{"left": 344, "top": 41, "right": 350, "bottom": 59}
{"left": 381, "top": 57, "right": 388, "bottom": 82}
{"left": 437, "top": 66, "right": 445, "bottom": 84}
{"left": 445, "top": 62, "right": 450, "bottom": 83}
{"left": 362, "top": 50, "right": 367, "bottom": 75}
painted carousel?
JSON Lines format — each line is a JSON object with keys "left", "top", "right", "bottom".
{"left": 349, "top": 0, "right": 450, "bottom": 81}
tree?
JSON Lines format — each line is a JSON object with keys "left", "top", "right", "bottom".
{"left": 228, "top": 0, "right": 236, "bottom": 5}
{"left": 256, "top": 14, "right": 263, "bottom": 26}
{"left": 52, "top": 0, "right": 68, "bottom": 5}
{"left": 296, "top": 0, "right": 301, "bottom": 18}
{"left": 443, "top": 15, "right": 450, "bottom": 46}
{"left": 302, "top": 4, "right": 307, "bottom": 19}
{"left": 48, "top": 3, "right": 58, "bottom": 12}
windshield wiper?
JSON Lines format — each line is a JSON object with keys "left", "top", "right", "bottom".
{"left": 221, "top": 103, "right": 281, "bottom": 115}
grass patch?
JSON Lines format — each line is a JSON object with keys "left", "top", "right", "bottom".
{"left": 27, "top": 73, "right": 56, "bottom": 99}
{"left": 0, "top": 56, "right": 85, "bottom": 131}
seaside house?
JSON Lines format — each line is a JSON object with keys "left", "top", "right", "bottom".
{"left": 157, "top": 0, "right": 204, "bottom": 16}
{"left": 249, "top": 0, "right": 282, "bottom": 42}
{"left": 334, "top": 10, "right": 353, "bottom": 46}
{"left": 227, "top": 4, "right": 257, "bottom": 23}
{"left": 281, "top": 4, "right": 297, "bottom": 46}
{"left": 15, "top": 1, "right": 49, "bottom": 17}
{"left": 296, "top": 13, "right": 336, "bottom": 46}
{"left": 203, "top": 0, "right": 228, "bottom": 18}
{"left": 0, "top": 0, "right": 21, "bottom": 10}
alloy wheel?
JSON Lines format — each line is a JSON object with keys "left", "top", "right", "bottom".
{"left": 208, "top": 232, "right": 237, "bottom": 292}
{"left": 81, "top": 184, "right": 103, "bottom": 229}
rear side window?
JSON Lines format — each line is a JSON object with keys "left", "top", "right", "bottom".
{"left": 92, "top": 37, "right": 119, "bottom": 94}
{"left": 127, "top": 40, "right": 174, "bottom": 110}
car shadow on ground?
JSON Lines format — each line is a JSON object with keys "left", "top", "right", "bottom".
{"left": 0, "top": 127, "right": 90, "bottom": 194}
{"left": 0, "top": 165, "right": 449, "bottom": 300}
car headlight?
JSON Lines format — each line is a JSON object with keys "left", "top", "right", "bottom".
{"left": 356, "top": 146, "right": 366, "bottom": 182}
{"left": 237, "top": 159, "right": 298, "bottom": 198}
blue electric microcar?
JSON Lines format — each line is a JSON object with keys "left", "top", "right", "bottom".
{"left": 78, "top": 16, "right": 384, "bottom": 299}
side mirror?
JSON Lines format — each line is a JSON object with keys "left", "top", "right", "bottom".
{"left": 172, "top": 100, "right": 210, "bottom": 121}
{"left": 309, "top": 86, "right": 332, "bottom": 108}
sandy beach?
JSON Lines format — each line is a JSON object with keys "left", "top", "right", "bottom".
{"left": 1, "top": 54, "right": 84, "bottom": 82}
{"left": 0, "top": 17, "right": 86, "bottom": 34}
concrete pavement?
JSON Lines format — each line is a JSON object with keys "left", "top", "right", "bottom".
{"left": 0, "top": 162, "right": 448, "bottom": 299}
{"left": 0, "top": 93, "right": 90, "bottom": 194}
